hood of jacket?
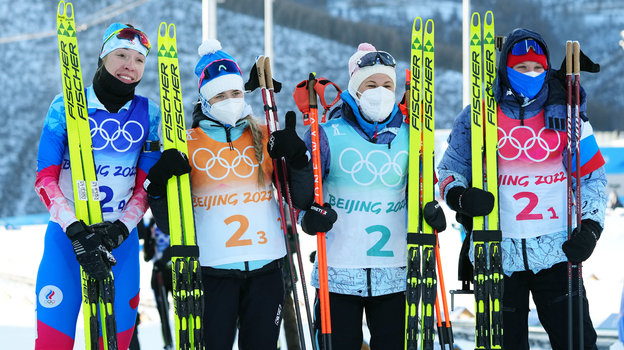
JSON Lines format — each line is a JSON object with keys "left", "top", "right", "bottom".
{"left": 494, "top": 28, "right": 552, "bottom": 119}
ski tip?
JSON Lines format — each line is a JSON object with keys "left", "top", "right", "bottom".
{"left": 158, "top": 22, "right": 168, "bottom": 39}
{"left": 167, "top": 23, "right": 176, "bottom": 39}
{"left": 57, "top": 1, "right": 65, "bottom": 17}
{"left": 413, "top": 17, "right": 422, "bottom": 31}
{"left": 65, "top": 2, "right": 74, "bottom": 20}
{"left": 471, "top": 12, "right": 480, "bottom": 26}
{"left": 485, "top": 11, "right": 494, "bottom": 25}
{"left": 425, "top": 18, "right": 434, "bottom": 33}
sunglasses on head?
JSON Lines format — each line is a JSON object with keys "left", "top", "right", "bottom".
{"left": 199, "top": 59, "right": 242, "bottom": 88}
{"left": 103, "top": 27, "right": 151, "bottom": 53}
{"left": 511, "top": 39, "right": 544, "bottom": 56}
{"left": 356, "top": 51, "right": 396, "bottom": 69}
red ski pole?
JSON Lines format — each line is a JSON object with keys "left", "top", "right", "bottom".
{"left": 565, "top": 40, "right": 574, "bottom": 350}
{"left": 573, "top": 40, "right": 584, "bottom": 349}
{"left": 255, "top": 56, "right": 310, "bottom": 350}
{"left": 264, "top": 57, "right": 317, "bottom": 350}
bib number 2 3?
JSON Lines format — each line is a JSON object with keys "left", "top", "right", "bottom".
{"left": 224, "top": 214, "right": 269, "bottom": 247}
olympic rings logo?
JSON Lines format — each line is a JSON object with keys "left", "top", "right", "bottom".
{"left": 497, "top": 125, "right": 562, "bottom": 162}
{"left": 338, "top": 148, "right": 408, "bottom": 187}
{"left": 193, "top": 146, "right": 258, "bottom": 180}
{"left": 90, "top": 118, "right": 145, "bottom": 152}
{"left": 38, "top": 285, "right": 63, "bottom": 309}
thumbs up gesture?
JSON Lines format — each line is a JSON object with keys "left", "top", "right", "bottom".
{"left": 267, "top": 111, "right": 310, "bottom": 169}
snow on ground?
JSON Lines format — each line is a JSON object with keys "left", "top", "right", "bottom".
{"left": 1, "top": 207, "right": 623, "bottom": 349}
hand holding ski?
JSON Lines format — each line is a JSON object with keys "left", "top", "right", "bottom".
{"left": 57, "top": 2, "right": 118, "bottom": 348}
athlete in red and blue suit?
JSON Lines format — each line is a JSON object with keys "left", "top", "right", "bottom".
{"left": 34, "top": 23, "right": 160, "bottom": 350}
{"left": 438, "top": 28, "right": 606, "bottom": 350}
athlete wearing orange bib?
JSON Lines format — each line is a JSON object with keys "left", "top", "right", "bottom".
{"left": 146, "top": 40, "right": 285, "bottom": 350}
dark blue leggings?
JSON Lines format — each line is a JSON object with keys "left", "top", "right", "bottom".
{"left": 201, "top": 265, "right": 285, "bottom": 350}
{"left": 314, "top": 291, "right": 405, "bottom": 350}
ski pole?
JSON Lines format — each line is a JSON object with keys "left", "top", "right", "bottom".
{"left": 565, "top": 40, "right": 574, "bottom": 350}
{"left": 256, "top": 56, "right": 308, "bottom": 350}
{"left": 573, "top": 40, "right": 584, "bottom": 349}
{"left": 265, "top": 57, "right": 318, "bottom": 350}
{"left": 434, "top": 295, "right": 443, "bottom": 349}
{"left": 434, "top": 231, "right": 454, "bottom": 349}
{"left": 308, "top": 73, "right": 333, "bottom": 350}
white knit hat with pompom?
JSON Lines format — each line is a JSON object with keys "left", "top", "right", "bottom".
{"left": 347, "top": 43, "right": 396, "bottom": 98}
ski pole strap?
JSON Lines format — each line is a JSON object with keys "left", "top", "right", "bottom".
{"left": 264, "top": 104, "right": 277, "bottom": 113}
{"left": 472, "top": 229, "right": 502, "bottom": 242}
{"left": 170, "top": 244, "right": 200, "bottom": 258}
{"left": 407, "top": 232, "right": 437, "bottom": 245}
{"left": 315, "top": 78, "right": 342, "bottom": 122}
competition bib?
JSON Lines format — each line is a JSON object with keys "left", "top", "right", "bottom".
{"left": 497, "top": 108, "right": 569, "bottom": 239}
{"left": 59, "top": 97, "right": 150, "bottom": 222}
{"left": 323, "top": 118, "right": 408, "bottom": 268}
{"left": 187, "top": 128, "right": 285, "bottom": 266}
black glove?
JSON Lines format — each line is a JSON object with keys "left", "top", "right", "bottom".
{"left": 267, "top": 111, "right": 309, "bottom": 169}
{"left": 66, "top": 221, "right": 116, "bottom": 281}
{"left": 554, "top": 48, "right": 600, "bottom": 82}
{"left": 154, "top": 246, "right": 172, "bottom": 272}
{"left": 90, "top": 220, "right": 130, "bottom": 251}
{"left": 446, "top": 186, "right": 494, "bottom": 217}
{"left": 423, "top": 201, "right": 446, "bottom": 232}
{"left": 146, "top": 149, "right": 192, "bottom": 197}
{"left": 301, "top": 203, "right": 338, "bottom": 235}
{"left": 142, "top": 230, "right": 156, "bottom": 262}
{"left": 562, "top": 219, "right": 602, "bottom": 263}
{"left": 309, "top": 250, "right": 317, "bottom": 264}
{"left": 456, "top": 212, "right": 473, "bottom": 233}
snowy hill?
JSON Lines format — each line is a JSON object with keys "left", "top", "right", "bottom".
{"left": 1, "top": 0, "right": 623, "bottom": 217}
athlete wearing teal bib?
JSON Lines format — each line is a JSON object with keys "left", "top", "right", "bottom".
{"left": 270, "top": 43, "right": 445, "bottom": 350}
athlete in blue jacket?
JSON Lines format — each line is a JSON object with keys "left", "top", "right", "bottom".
{"left": 437, "top": 28, "right": 607, "bottom": 349}
{"left": 34, "top": 23, "right": 160, "bottom": 350}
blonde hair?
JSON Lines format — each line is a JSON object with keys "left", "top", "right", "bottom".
{"left": 242, "top": 115, "right": 266, "bottom": 187}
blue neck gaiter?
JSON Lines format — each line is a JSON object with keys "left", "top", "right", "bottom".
{"left": 506, "top": 67, "right": 546, "bottom": 99}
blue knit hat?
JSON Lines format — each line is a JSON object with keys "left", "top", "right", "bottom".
{"left": 100, "top": 23, "right": 150, "bottom": 59}
{"left": 194, "top": 39, "right": 243, "bottom": 101}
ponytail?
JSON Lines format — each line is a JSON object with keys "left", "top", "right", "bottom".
{"left": 242, "top": 115, "right": 265, "bottom": 187}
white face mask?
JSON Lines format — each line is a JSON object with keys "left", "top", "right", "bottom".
{"left": 357, "top": 86, "right": 395, "bottom": 122}
{"left": 207, "top": 97, "right": 246, "bottom": 126}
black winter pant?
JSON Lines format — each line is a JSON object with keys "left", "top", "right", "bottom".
{"left": 314, "top": 291, "right": 405, "bottom": 350}
{"left": 201, "top": 264, "right": 285, "bottom": 350}
{"left": 503, "top": 262, "right": 597, "bottom": 350}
